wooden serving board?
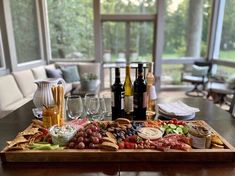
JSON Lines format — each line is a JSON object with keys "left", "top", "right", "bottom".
{"left": 1, "top": 120, "right": 235, "bottom": 163}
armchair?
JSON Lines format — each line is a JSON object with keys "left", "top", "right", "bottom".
{"left": 181, "top": 61, "right": 212, "bottom": 97}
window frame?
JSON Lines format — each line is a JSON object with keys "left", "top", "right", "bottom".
{"left": 0, "top": 28, "right": 6, "bottom": 74}
{"left": 3, "top": 0, "right": 45, "bottom": 72}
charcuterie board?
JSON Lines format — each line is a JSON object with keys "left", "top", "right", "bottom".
{"left": 1, "top": 120, "right": 235, "bottom": 163}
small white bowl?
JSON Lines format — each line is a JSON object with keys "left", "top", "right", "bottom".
{"left": 49, "top": 125, "right": 77, "bottom": 146}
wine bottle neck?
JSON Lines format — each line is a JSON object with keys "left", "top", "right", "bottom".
{"left": 137, "top": 63, "right": 143, "bottom": 78}
{"left": 126, "top": 65, "right": 131, "bottom": 78}
{"left": 115, "top": 68, "right": 121, "bottom": 83}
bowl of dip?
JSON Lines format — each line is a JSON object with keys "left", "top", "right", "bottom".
{"left": 49, "top": 124, "right": 76, "bottom": 146}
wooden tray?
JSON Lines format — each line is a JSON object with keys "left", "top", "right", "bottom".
{"left": 1, "top": 120, "right": 235, "bottom": 163}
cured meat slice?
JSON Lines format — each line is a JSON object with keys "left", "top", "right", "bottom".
{"left": 66, "top": 118, "right": 90, "bottom": 130}
{"left": 151, "top": 134, "right": 192, "bottom": 151}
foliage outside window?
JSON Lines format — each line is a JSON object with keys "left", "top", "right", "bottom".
{"left": 103, "top": 22, "right": 153, "bottom": 62}
{"left": 219, "top": 0, "right": 235, "bottom": 62}
{"left": 101, "top": 0, "right": 156, "bottom": 14}
{"left": 47, "top": 0, "right": 94, "bottom": 60}
{"left": 163, "top": 0, "right": 212, "bottom": 58}
{"left": 10, "top": 0, "right": 41, "bottom": 64}
{"left": 161, "top": 64, "right": 183, "bottom": 85}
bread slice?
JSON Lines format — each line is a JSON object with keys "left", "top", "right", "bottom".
{"left": 115, "top": 118, "right": 131, "bottom": 125}
{"left": 211, "top": 143, "right": 224, "bottom": 149}
{"left": 106, "top": 132, "right": 116, "bottom": 140}
{"left": 102, "top": 137, "right": 117, "bottom": 144}
{"left": 100, "top": 142, "right": 118, "bottom": 151}
{"left": 211, "top": 134, "right": 224, "bottom": 145}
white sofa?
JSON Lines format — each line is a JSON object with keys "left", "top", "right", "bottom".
{"left": 0, "top": 62, "right": 101, "bottom": 119}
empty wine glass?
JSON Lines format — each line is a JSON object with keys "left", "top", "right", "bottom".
{"left": 101, "top": 92, "right": 112, "bottom": 118}
{"left": 66, "top": 95, "right": 83, "bottom": 120}
{"left": 87, "top": 96, "right": 100, "bottom": 120}
{"left": 99, "top": 97, "right": 107, "bottom": 120}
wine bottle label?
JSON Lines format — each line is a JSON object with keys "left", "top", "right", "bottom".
{"left": 134, "top": 92, "right": 147, "bottom": 109}
{"left": 111, "top": 92, "right": 114, "bottom": 107}
{"left": 143, "top": 92, "right": 147, "bottom": 108}
{"left": 125, "top": 96, "right": 133, "bottom": 113}
{"left": 149, "top": 85, "right": 157, "bottom": 100}
{"left": 121, "top": 92, "right": 124, "bottom": 110}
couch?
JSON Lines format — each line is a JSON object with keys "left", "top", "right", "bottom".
{"left": 0, "top": 62, "right": 101, "bottom": 119}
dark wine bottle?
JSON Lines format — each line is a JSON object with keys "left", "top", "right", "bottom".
{"left": 133, "top": 63, "right": 147, "bottom": 120}
{"left": 111, "top": 68, "right": 125, "bottom": 120}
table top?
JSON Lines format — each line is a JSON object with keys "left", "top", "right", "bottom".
{"left": 1, "top": 97, "right": 235, "bottom": 176}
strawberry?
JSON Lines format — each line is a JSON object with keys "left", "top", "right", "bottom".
{"left": 118, "top": 142, "right": 125, "bottom": 149}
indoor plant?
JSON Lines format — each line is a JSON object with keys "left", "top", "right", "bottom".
{"left": 81, "top": 73, "right": 98, "bottom": 91}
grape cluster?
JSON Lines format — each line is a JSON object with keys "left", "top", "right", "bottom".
{"left": 67, "top": 122, "right": 102, "bottom": 149}
{"left": 100, "top": 121, "right": 144, "bottom": 143}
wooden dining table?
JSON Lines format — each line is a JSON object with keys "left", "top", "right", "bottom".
{"left": 0, "top": 97, "right": 235, "bottom": 176}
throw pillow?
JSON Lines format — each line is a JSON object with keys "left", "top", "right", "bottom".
{"left": 61, "top": 66, "right": 80, "bottom": 83}
{"left": 192, "top": 65, "right": 209, "bottom": 77}
{"left": 46, "top": 68, "right": 63, "bottom": 78}
{"left": 226, "top": 74, "right": 235, "bottom": 89}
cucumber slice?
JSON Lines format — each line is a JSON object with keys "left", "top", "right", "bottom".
{"left": 182, "top": 126, "right": 189, "bottom": 134}
{"left": 166, "top": 128, "right": 173, "bottom": 134}
{"left": 175, "top": 127, "right": 183, "bottom": 134}
{"left": 168, "top": 124, "right": 177, "bottom": 129}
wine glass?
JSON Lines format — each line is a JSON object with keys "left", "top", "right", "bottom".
{"left": 87, "top": 96, "right": 100, "bottom": 120}
{"left": 66, "top": 95, "right": 83, "bottom": 120}
{"left": 99, "top": 97, "right": 107, "bottom": 120}
{"left": 101, "top": 92, "right": 112, "bottom": 118}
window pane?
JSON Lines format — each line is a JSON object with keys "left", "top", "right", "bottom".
{"left": 215, "top": 65, "right": 235, "bottom": 79}
{"left": 0, "top": 31, "right": 3, "bottom": 68}
{"left": 10, "top": 0, "right": 41, "bottom": 63}
{"left": 161, "top": 64, "right": 183, "bottom": 85}
{"left": 101, "top": 0, "right": 156, "bottom": 14}
{"left": 47, "top": 0, "right": 94, "bottom": 59}
{"left": 163, "top": 0, "right": 212, "bottom": 58}
{"left": 103, "top": 22, "right": 153, "bottom": 62}
{"left": 219, "top": 0, "right": 235, "bottom": 62}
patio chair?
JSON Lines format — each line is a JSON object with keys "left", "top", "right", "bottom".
{"left": 181, "top": 61, "right": 212, "bottom": 97}
{"left": 229, "top": 92, "right": 235, "bottom": 116}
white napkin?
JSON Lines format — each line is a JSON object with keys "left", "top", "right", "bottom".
{"left": 157, "top": 101, "right": 200, "bottom": 116}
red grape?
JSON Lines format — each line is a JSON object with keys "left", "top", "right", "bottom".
{"left": 86, "top": 129, "right": 92, "bottom": 135}
{"left": 89, "top": 143, "right": 96, "bottom": 149}
{"left": 77, "top": 142, "right": 85, "bottom": 149}
{"left": 77, "top": 131, "right": 84, "bottom": 137}
{"left": 77, "top": 136, "right": 84, "bottom": 143}
{"left": 91, "top": 137, "right": 99, "bottom": 144}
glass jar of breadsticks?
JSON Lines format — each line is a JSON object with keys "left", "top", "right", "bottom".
{"left": 42, "top": 84, "right": 65, "bottom": 128}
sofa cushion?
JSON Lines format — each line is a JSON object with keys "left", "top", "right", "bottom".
{"left": 0, "top": 75, "right": 24, "bottom": 110}
{"left": 192, "top": 65, "right": 209, "bottom": 77}
{"left": 44, "top": 64, "right": 56, "bottom": 70}
{"left": 46, "top": 68, "right": 63, "bottom": 78}
{"left": 31, "top": 66, "right": 47, "bottom": 80}
{"left": 4, "top": 98, "right": 31, "bottom": 111}
{"left": 12, "top": 70, "right": 37, "bottom": 98}
{"left": 61, "top": 66, "right": 80, "bottom": 83}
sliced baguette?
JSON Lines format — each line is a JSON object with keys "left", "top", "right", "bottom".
{"left": 102, "top": 137, "right": 117, "bottom": 144}
{"left": 115, "top": 118, "right": 131, "bottom": 125}
{"left": 100, "top": 142, "right": 118, "bottom": 151}
{"left": 211, "top": 134, "right": 224, "bottom": 145}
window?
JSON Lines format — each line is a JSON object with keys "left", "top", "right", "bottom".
{"left": 0, "top": 29, "right": 4, "bottom": 68}
{"left": 219, "top": 0, "right": 235, "bottom": 62}
{"left": 161, "top": 64, "right": 183, "bottom": 85}
{"left": 102, "top": 22, "right": 153, "bottom": 62}
{"left": 47, "top": 0, "right": 94, "bottom": 60}
{"left": 101, "top": 0, "right": 156, "bottom": 14}
{"left": 10, "top": 0, "right": 41, "bottom": 64}
{"left": 163, "top": 0, "right": 212, "bottom": 58}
